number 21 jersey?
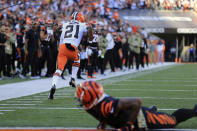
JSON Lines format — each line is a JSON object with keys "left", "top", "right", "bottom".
{"left": 60, "top": 21, "right": 87, "bottom": 47}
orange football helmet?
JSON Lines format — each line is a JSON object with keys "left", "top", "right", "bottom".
{"left": 76, "top": 81, "right": 104, "bottom": 110}
{"left": 70, "top": 12, "right": 85, "bottom": 23}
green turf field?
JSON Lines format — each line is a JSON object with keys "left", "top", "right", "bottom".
{"left": 0, "top": 64, "right": 197, "bottom": 129}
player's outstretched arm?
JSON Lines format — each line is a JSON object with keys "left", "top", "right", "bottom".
{"left": 116, "top": 98, "right": 142, "bottom": 123}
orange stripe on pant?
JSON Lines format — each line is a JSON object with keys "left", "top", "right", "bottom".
{"left": 57, "top": 44, "right": 79, "bottom": 70}
{"left": 146, "top": 111, "right": 156, "bottom": 124}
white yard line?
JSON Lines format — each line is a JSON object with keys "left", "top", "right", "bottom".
{"left": 16, "top": 96, "right": 197, "bottom": 100}
{"left": 118, "top": 96, "right": 197, "bottom": 100}
{"left": 0, "top": 104, "right": 36, "bottom": 105}
{"left": 0, "top": 110, "right": 15, "bottom": 111}
{"left": 122, "top": 80, "right": 197, "bottom": 82}
{"left": 0, "top": 107, "right": 179, "bottom": 111}
{"left": 105, "top": 88, "right": 197, "bottom": 92}
{"left": 17, "top": 99, "right": 42, "bottom": 101}
{"left": 0, "top": 63, "right": 176, "bottom": 101}
{"left": 184, "top": 85, "right": 197, "bottom": 87}
{"left": 0, "top": 112, "right": 4, "bottom": 114}
{"left": 3, "top": 101, "right": 42, "bottom": 103}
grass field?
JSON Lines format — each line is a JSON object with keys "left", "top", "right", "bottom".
{"left": 0, "top": 64, "right": 197, "bottom": 129}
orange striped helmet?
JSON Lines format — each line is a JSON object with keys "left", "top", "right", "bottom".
{"left": 70, "top": 12, "right": 85, "bottom": 23}
{"left": 76, "top": 81, "right": 104, "bottom": 110}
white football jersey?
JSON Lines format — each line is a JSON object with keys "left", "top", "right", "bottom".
{"left": 59, "top": 20, "right": 87, "bottom": 47}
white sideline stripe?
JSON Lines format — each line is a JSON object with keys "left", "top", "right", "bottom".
{"left": 4, "top": 101, "right": 42, "bottom": 103}
{"left": 122, "top": 80, "right": 197, "bottom": 82}
{"left": 0, "top": 63, "right": 176, "bottom": 101}
{"left": 184, "top": 85, "right": 197, "bottom": 86}
{"left": 13, "top": 96, "right": 197, "bottom": 100}
{"left": 0, "top": 127, "right": 195, "bottom": 131}
{"left": 38, "top": 94, "right": 72, "bottom": 96}
{"left": 105, "top": 88, "right": 197, "bottom": 92}
{"left": 118, "top": 96, "right": 197, "bottom": 100}
{"left": 34, "top": 94, "right": 72, "bottom": 99}
{"left": 0, "top": 104, "right": 36, "bottom": 105}
{"left": 158, "top": 109, "right": 177, "bottom": 111}
{"left": 17, "top": 99, "right": 41, "bottom": 101}
{"left": 0, "top": 110, "right": 15, "bottom": 111}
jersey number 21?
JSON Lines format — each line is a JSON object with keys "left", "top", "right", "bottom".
{"left": 64, "top": 24, "right": 79, "bottom": 39}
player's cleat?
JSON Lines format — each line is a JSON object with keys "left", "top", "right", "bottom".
{"left": 69, "top": 77, "right": 76, "bottom": 88}
{"left": 149, "top": 105, "right": 157, "bottom": 112}
{"left": 48, "top": 85, "right": 56, "bottom": 100}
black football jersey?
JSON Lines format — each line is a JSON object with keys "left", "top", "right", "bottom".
{"left": 87, "top": 95, "right": 130, "bottom": 128}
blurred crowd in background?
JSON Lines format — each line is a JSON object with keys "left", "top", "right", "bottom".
{"left": 0, "top": 0, "right": 181, "bottom": 80}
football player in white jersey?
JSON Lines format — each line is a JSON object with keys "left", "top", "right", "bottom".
{"left": 48, "top": 12, "right": 93, "bottom": 99}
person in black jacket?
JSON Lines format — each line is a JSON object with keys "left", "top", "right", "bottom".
{"left": 0, "top": 24, "right": 7, "bottom": 80}
{"left": 22, "top": 21, "right": 42, "bottom": 79}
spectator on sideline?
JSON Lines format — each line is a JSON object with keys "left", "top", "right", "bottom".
{"left": 140, "top": 35, "right": 149, "bottom": 68}
{"left": 189, "top": 43, "right": 195, "bottom": 62}
{"left": 22, "top": 21, "right": 42, "bottom": 79}
{"left": 98, "top": 29, "right": 108, "bottom": 75}
{"left": 102, "top": 29, "right": 115, "bottom": 75}
{"left": 0, "top": 24, "right": 7, "bottom": 80}
{"left": 0, "top": 0, "right": 171, "bottom": 80}
{"left": 4, "top": 26, "right": 16, "bottom": 78}
{"left": 149, "top": 39, "right": 156, "bottom": 65}
{"left": 157, "top": 40, "right": 164, "bottom": 64}
{"left": 128, "top": 31, "right": 142, "bottom": 70}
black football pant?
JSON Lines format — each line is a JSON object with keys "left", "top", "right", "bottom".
{"left": 22, "top": 50, "right": 39, "bottom": 76}
{"left": 88, "top": 50, "right": 98, "bottom": 77}
{"left": 102, "top": 49, "right": 115, "bottom": 74}
{"left": 140, "top": 49, "right": 148, "bottom": 68}
{"left": 17, "top": 48, "right": 25, "bottom": 71}
{"left": 4, "top": 54, "right": 12, "bottom": 77}
{"left": 128, "top": 51, "right": 139, "bottom": 70}
{"left": 51, "top": 48, "right": 58, "bottom": 74}
{"left": 0, "top": 47, "right": 5, "bottom": 77}
{"left": 123, "top": 50, "right": 129, "bottom": 68}
{"left": 113, "top": 49, "right": 122, "bottom": 70}
{"left": 40, "top": 45, "right": 53, "bottom": 76}
{"left": 77, "top": 59, "right": 87, "bottom": 78}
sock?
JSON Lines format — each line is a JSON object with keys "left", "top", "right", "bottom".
{"left": 71, "top": 66, "right": 79, "bottom": 79}
{"left": 52, "top": 69, "right": 62, "bottom": 87}
{"left": 172, "top": 108, "right": 196, "bottom": 124}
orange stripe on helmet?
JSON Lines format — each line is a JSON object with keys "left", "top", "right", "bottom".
{"left": 89, "top": 81, "right": 99, "bottom": 99}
